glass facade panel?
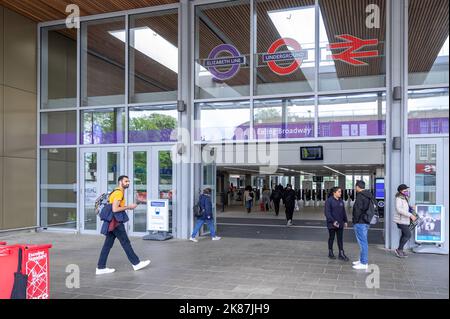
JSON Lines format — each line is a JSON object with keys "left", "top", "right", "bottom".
{"left": 41, "top": 26, "right": 77, "bottom": 109}
{"left": 253, "top": 97, "right": 315, "bottom": 140}
{"left": 415, "top": 144, "right": 437, "bottom": 204}
{"left": 195, "top": 0, "right": 251, "bottom": 99}
{"left": 129, "top": 106, "right": 178, "bottom": 143}
{"left": 40, "top": 149, "right": 77, "bottom": 229}
{"left": 318, "top": 93, "right": 386, "bottom": 138}
{"left": 255, "top": 0, "right": 316, "bottom": 95}
{"left": 81, "top": 108, "right": 125, "bottom": 144}
{"left": 81, "top": 17, "right": 126, "bottom": 106}
{"left": 408, "top": 0, "right": 449, "bottom": 86}
{"left": 83, "top": 152, "right": 98, "bottom": 231}
{"left": 159, "top": 151, "right": 174, "bottom": 233}
{"left": 129, "top": 10, "right": 178, "bottom": 104}
{"left": 318, "top": 0, "right": 386, "bottom": 91}
{"left": 40, "top": 111, "right": 77, "bottom": 146}
{"left": 408, "top": 88, "right": 449, "bottom": 135}
{"left": 196, "top": 101, "right": 251, "bottom": 142}
{"left": 133, "top": 151, "right": 148, "bottom": 233}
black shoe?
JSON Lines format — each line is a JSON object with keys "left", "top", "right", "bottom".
{"left": 328, "top": 249, "right": 336, "bottom": 259}
{"left": 338, "top": 250, "right": 349, "bottom": 261}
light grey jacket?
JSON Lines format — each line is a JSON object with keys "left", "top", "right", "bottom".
{"left": 394, "top": 195, "right": 413, "bottom": 225}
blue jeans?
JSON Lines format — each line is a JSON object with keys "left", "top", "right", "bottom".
{"left": 97, "top": 223, "right": 140, "bottom": 269}
{"left": 354, "top": 223, "right": 370, "bottom": 265}
{"left": 191, "top": 218, "right": 216, "bottom": 238}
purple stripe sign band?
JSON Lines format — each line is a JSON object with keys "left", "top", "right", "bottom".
{"left": 205, "top": 44, "right": 245, "bottom": 81}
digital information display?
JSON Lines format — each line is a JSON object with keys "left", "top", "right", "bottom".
{"left": 300, "top": 146, "right": 323, "bottom": 160}
{"left": 375, "top": 178, "right": 385, "bottom": 199}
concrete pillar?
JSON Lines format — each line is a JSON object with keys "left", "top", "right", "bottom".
{"left": 338, "top": 175, "right": 346, "bottom": 190}
{"left": 386, "top": 0, "right": 406, "bottom": 249}
{"left": 245, "top": 174, "right": 252, "bottom": 187}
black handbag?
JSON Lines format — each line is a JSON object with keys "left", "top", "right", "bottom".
{"left": 10, "top": 247, "right": 28, "bottom": 299}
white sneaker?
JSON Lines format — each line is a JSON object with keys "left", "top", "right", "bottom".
{"left": 287, "top": 220, "right": 292, "bottom": 226}
{"left": 352, "top": 260, "right": 361, "bottom": 265}
{"left": 133, "top": 260, "right": 151, "bottom": 271}
{"left": 96, "top": 268, "right": 115, "bottom": 275}
{"left": 212, "top": 236, "right": 221, "bottom": 241}
{"left": 352, "top": 263, "right": 368, "bottom": 270}
{"left": 189, "top": 237, "right": 198, "bottom": 243}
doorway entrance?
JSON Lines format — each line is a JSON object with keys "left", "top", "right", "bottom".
{"left": 79, "top": 146, "right": 175, "bottom": 235}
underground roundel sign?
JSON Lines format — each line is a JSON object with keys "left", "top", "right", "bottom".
{"left": 263, "top": 38, "right": 307, "bottom": 76}
{"left": 204, "top": 44, "right": 245, "bottom": 81}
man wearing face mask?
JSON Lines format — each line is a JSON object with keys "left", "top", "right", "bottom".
{"left": 393, "top": 184, "right": 417, "bottom": 258}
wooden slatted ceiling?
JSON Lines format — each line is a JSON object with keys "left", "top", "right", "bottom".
{"left": 319, "top": 0, "right": 386, "bottom": 78}
{"left": 0, "top": 0, "right": 179, "bottom": 22}
{"left": 3, "top": 0, "right": 447, "bottom": 89}
{"left": 408, "top": 0, "right": 449, "bottom": 73}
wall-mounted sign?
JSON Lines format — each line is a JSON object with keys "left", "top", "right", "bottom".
{"left": 328, "top": 34, "right": 379, "bottom": 66}
{"left": 416, "top": 164, "right": 436, "bottom": 175}
{"left": 415, "top": 205, "right": 445, "bottom": 243}
{"left": 300, "top": 146, "right": 324, "bottom": 160}
{"left": 204, "top": 44, "right": 245, "bottom": 81}
{"left": 147, "top": 199, "right": 169, "bottom": 232}
{"left": 263, "top": 38, "right": 308, "bottom": 75}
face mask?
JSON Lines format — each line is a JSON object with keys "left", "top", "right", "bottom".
{"left": 403, "top": 191, "right": 410, "bottom": 197}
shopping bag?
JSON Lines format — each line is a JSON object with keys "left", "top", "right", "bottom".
{"left": 10, "top": 248, "right": 28, "bottom": 299}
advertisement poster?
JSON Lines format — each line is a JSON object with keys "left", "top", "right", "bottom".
{"left": 415, "top": 205, "right": 445, "bottom": 243}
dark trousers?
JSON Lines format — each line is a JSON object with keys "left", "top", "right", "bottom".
{"left": 285, "top": 205, "right": 294, "bottom": 221}
{"left": 97, "top": 223, "right": 140, "bottom": 269}
{"left": 273, "top": 200, "right": 280, "bottom": 215}
{"left": 328, "top": 228, "right": 344, "bottom": 250}
{"left": 397, "top": 223, "right": 412, "bottom": 250}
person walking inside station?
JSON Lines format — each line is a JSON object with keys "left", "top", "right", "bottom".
{"left": 190, "top": 188, "right": 221, "bottom": 242}
{"left": 244, "top": 186, "right": 255, "bottom": 214}
{"left": 96, "top": 175, "right": 150, "bottom": 275}
{"left": 324, "top": 187, "right": 349, "bottom": 261}
{"left": 394, "top": 184, "right": 417, "bottom": 258}
{"left": 283, "top": 184, "right": 297, "bottom": 226}
{"left": 270, "top": 185, "right": 283, "bottom": 216}
{"left": 262, "top": 186, "right": 271, "bottom": 212}
{"left": 351, "top": 180, "right": 375, "bottom": 270}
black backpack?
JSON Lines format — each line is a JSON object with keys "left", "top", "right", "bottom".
{"left": 361, "top": 193, "right": 379, "bottom": 225}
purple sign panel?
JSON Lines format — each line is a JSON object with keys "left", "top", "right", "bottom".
{"left": 254, "top": 122, "right": 314, "bottom": 139}
{"left": 408, "top": 117, "right": 449, "bottom": 135}
{"left": 41, "top": 133, "right": 77, "bottom": 146}
{"left": 129, "top": 129, "right": 176, "bottom": 143}
{"left": 204, "top": 44, "right": 245, "bottom": 81}
{"left": 319, "top": 120, "right": 385, "bottom": 137}
{"left": 82, "top": 130, "right": 124, "bottom": 144}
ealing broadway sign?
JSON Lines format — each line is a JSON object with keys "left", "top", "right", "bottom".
{"left": 263, "top": 38, "right": 308, "bottom": 76}
{"left": 204, "top": 44, "right": 245, "bottom": 81}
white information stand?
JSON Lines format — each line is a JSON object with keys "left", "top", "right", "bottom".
{"left": 143, "top": 199, "right": 173, "bottom": 241}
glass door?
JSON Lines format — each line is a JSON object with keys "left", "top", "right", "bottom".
{"left": 80, "top": 147, "right": 124, "bottom": 233}
{"left": 128, "top": 146, "right": 175, "bottom": 236}
{"left": 409, "top": 139, "right": 444, "bottom": 206}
